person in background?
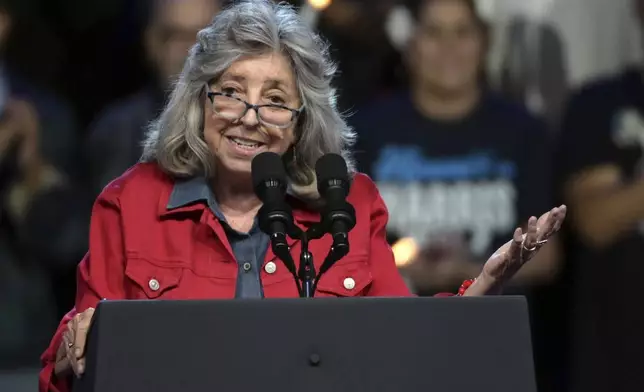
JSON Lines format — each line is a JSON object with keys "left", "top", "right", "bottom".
{"left": 558, "top": 1, "right": 644, "bottom": 390}
{"left": 0, "top": 0, "right": 78, "bottom": 176}
{"left": 0, "top": 0, "right": 84, "bottom": 366}
{"left": 352, "top": 0, "right": 560, "bottom": 294}
{"left": 350, "top": 2, "right": 562, "bottom": 389}
{"left": 38, "top": 2, "right": 565, "bottom": 391}
{"left": 0, "top": 94, "right": 63, "bottom": 368}
{"left": 312, "top": 0, "right": 404, "bottom": 112}
{"left": 84, "top": 0, "right": 220, "bottom": 198}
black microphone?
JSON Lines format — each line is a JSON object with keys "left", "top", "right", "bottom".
{"left": 251, "top": 152, "right": 297, "bottom": 276}
{"left": 315, "top": 153, "right": 356, "bottom": 260}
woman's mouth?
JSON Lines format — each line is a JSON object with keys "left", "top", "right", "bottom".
{"left": 226, "top": 136, "right": 266, "bottom": 155}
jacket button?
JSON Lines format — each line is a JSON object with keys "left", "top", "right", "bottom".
{"left": 148, "top": 278, "right": 160, "bottom": 291}
{"left": 343, "top": 277, "right": 355, "bottom": 290}
{"left": 264, "top": 261, "right": 277, "bottom": 274}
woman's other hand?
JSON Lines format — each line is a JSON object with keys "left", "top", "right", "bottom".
{"left": 55, "top": 307, "right": 95, "bottom": 378}
{"left": 465, "top": 205, "right": 567, "bottom": 296}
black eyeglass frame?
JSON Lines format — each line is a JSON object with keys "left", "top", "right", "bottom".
{"left": 206, "top": 91, "right": 304, "bottom": 129}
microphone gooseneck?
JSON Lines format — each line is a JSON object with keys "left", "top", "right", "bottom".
{"left": 315, "top": 153, "right": 356, "bottom": 263}
{"left": 251, "top": 152, "right": 299, "bottom": 283}
{"left": 311, "top": 154, "right": 357, "bottom": 294}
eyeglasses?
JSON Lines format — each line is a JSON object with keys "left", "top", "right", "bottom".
{"left": 206, "top": 91, "right": 303, "bottom": 129}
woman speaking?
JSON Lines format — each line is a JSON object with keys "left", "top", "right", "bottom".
{"left": 39, "top": 1, "right": 565, "bottom": 391}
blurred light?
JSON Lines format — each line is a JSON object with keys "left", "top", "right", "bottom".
{"left": 308, "top": 0, "right": 331, "bottom": 11}
{"left": 392, "top": 237, "right": 419, "bottom": 267}
{"left": 385, "top": 5, "right": 414, "bottom": 51}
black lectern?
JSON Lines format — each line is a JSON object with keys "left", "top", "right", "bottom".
{"left": 73, "top": 297, "right": 536, "bottom": 392}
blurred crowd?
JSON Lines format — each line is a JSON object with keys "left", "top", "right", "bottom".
{"left": 1, "top": 0, "right": 643, "bottom": 391}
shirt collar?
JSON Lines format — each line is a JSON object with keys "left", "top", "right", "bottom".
{"left": 166, "top": 176, "right": 225, "bottom": 220}
{"left": 162, "top": 176, "right": 319, "bottom": 224}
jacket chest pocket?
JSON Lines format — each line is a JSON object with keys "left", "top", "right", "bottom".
{"left": 125, "top": 258, "right": 184, "bottom": 299}
{"left": 315, "top": 257, "right": 373, "bottom": 297}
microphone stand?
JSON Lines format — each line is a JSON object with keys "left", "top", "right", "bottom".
{"left": 294, "top": 223, "right": 325, "bottom": 298}
{"left": 298, "top": 233, "right": 314, "bottom": 297}
{"left": 293, "top": 224, "right": 350, "bottom": 298}
{"left": 267, "top": 218, "right": 350, "bottom": 298}
{"left": 264, "top": 219, "right": 329, "bottom": 298}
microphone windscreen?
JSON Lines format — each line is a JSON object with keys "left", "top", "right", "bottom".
{"left": 315, "top": 153, "right": 349, "bottom": 194}
{"left": 251, "top": 152, "right": 287, "bottom": 192}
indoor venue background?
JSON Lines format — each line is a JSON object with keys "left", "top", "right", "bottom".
{"left": 1, "top": 0, "right": 643, "bottom": 391}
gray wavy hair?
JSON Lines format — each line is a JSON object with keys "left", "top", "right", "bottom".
{"left": 140, "top": 0, "right": 355, "bottom": 198}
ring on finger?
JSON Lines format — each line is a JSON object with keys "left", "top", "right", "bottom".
{"left": 523, "top": 238, "right": 548, "bottom": 252}
{"left": 522, "top": 244, "right": 537, "bottom": 251}
{"left": 521, "top": 236, "right": 536, "bottom": 251}
{"left": 68, "top": 342, "right": 74, "bottom": 348}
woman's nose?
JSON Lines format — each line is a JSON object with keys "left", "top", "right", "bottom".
{"left": 240, "top": 106, "right": 260, "bottom": 128}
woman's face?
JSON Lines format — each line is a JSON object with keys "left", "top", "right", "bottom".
{"left": 204, "top": 53, "right": 300, "bottom": 177}
{"left": 409, "top": 0, "right": 485, "bottom": 94}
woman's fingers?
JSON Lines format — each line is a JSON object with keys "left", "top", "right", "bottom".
{"left": 508, "top": 226, "right": 524, "bottom": 264}
{"left": 552, "top": 205, "right": 567, "bottom": 232}
{"left": 536, "top": 205, "right": 568, "bottom": 241}
{"left": 522, "top": 216, "right": 538, "bottom": 250}
{"left": 64, "top": 308, "right": 95, "bottom": 377}
{"left": 74, "top": 312, "right": 92, "bottom": 359}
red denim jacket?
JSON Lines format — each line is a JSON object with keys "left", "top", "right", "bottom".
{"left": 39, "top": 162, "right": 444, "bottom": 392}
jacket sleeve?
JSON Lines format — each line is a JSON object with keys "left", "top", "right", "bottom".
{"left": 39, "top": 186, "right": 129, "bottom": 392}
{"left": 38, "top": 310, "right": 76, "bottom": 392}
{"left": 364, "top": 177, "right": 455, "bottom": 298}
{"left": 365, "top": 180, "right": 413, "bottom": 296}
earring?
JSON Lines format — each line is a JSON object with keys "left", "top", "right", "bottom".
{"left": 292, "top": 147, "right": 297, "bottom": 164}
